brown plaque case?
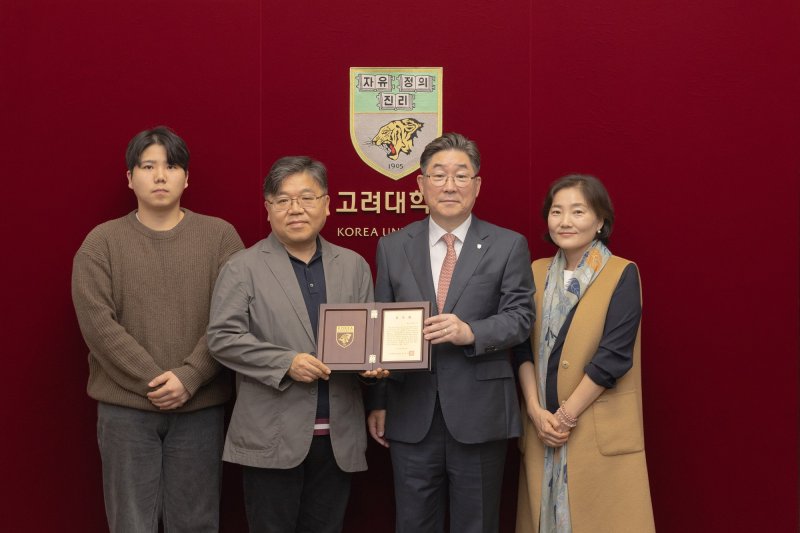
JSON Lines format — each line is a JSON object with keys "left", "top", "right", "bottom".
{"left": 317, "top": 301, "right": 431, "bottom": 371}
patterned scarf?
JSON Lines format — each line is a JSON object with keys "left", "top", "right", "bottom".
{"left": 537, "top": 240, "right": 611, "bottom": 533}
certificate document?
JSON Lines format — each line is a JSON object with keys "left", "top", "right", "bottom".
{"left": 381, "top": 309, "right": 424, "bottom": 363}
{"left": 317, "top": 302, "right": 431, "bottom": 371}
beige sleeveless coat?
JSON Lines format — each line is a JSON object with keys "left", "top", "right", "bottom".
{"left": 516, "top": 256, "right": 655, "bottom": 533}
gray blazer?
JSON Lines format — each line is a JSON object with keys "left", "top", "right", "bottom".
{"left": 369, "top": 216, "right": 534, "bottom": 444}
{"left": 208, "top": 233, "right": 373, "bottom": 472}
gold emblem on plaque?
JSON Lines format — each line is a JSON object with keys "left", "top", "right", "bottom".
{"left": 336, "top": 325, "right": 355, "bottom": 348}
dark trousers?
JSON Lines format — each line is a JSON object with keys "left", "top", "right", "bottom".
{"left": 389, "top": 402, "right": 508, "bottom": 533}
{"left": 96, "top": 403, "right": 224, "bottom": 533}
{"left": 242, "top": 435, "right": 352, "bottom": 533}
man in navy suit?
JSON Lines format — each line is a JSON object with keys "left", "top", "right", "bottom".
{"left": 367, "top": 133, "right": 535, "bottom": 533}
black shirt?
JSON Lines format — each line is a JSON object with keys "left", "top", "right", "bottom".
{"left": 288, "top": 241, "right": 329, "bottom": 419}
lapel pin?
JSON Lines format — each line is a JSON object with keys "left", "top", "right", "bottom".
{"left": 477, "top": 244, "right": 482, "bottom": 249}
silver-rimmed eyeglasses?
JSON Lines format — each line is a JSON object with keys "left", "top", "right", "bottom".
{"left": 424, "top": 174, "right": 478, "bottom": 188}
{"left": 266, "top": 194, "right": 327, "bottom": 211}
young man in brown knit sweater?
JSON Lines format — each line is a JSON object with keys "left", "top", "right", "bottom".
{"left": 71, "top": 126, "right": 244, "bottom": 533}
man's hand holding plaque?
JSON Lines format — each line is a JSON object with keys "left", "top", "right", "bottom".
{"left": 359, "top": 368, "right": 390, "bottom": 379}
{"left": 422, "top": 313, "right": 476, "bottom": 345}
{"left": 288, "top": 353, "right": 331, "bottom": 383}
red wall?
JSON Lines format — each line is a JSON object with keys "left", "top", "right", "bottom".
{"left": 1, "top": 1, "right": 797, "bottom": 531}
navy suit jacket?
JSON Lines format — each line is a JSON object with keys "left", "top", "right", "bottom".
{"left": 369, "top": 216, "right": 535, "bottom": 444}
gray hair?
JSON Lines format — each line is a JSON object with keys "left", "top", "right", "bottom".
{"left": 263, "top": 156, "right": 328, "bottom": 198}
{"left": 419, "top": 132, "right": 481, "bottom": 175}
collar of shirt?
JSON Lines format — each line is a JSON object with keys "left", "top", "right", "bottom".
{"left": 429, "top": 215, "right": 471, "bottom": 294}
{"left": 287, "top": 237, "right": 323, "bottom": 266}
{"left": 428, "top": 215, "right": 472, "bottom": 251}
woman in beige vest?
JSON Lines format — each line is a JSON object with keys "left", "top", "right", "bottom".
{"left": 515, "top": 175, "right": 655, "bottom": 533}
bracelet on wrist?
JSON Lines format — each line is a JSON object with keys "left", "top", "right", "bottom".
{"left": 556, "top": 405, "right": 578, "bottom": 428}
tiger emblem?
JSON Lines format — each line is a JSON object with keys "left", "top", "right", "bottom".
{"left": 336, "top": 325, "right": 355, "bottom": 348}
{"left": 337, "top": 332, "right": 353, "bottom": 348}
{"left": 371, "top": 118, "right": 423, "bottom": 160}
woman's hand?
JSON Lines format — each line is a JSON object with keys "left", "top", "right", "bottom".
{"left": 527, "top": 400, "right": 570, "bottom": 447}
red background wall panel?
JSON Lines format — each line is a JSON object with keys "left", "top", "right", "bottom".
{"left": 0, "top": 0, "right": 797, "bottom": 531}
{"left": 259, "top": 0, "right": 534, "bottom": 263}
{"left": 1, "top": 1, "right": 260, "bottom": 531}
{"left": 530, "top": 2, "right": 800, "bottom": 531}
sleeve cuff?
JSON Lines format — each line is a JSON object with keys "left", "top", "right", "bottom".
{"left": 584, "top": 363, "right": 616, "bottom": 389}
{"left": 365, "top": 381, "right": 387, "bottom": 410}
{"left": 171, "top": 366, "right": 204, "bottom": 396}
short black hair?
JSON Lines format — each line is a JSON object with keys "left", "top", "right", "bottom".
{"left": 125, "top": 126, "right": 190, "bottom": 171}
{"left": 542, "top": 174, "right": 615, "bottom": 244}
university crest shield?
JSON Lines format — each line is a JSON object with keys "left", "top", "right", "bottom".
{"left": 336, "top": 325, "right": 355, "bottom": 349}
{"left": 350, "top": 67, "right": 443, "bottom": 180}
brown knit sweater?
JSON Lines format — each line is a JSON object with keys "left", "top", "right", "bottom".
{"left": 72, "top": 209, "right": 244, "bottom": 412}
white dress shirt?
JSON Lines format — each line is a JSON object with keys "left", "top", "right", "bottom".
{"left": 429, "top": 215, "right": 472, "bottom": 296}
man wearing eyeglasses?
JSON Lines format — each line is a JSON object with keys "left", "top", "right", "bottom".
{"left": 207, "top": 156, "right": 385, "bottom": 533}
{"left": 367, "top": 133, "right": 535, "bottom": 533}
